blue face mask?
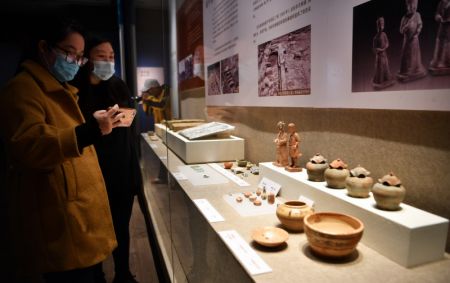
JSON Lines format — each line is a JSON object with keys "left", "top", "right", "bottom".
{"left": 50, "top": 53, "right": 80, "bottom": 82}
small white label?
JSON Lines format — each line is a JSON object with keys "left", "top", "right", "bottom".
{"left": 150, "top": 143, "right": 158, "bottom": 149}
{"left": 193, "top": 199, "right": 225, "bottom": 222}
{"left": 159, "top": 156, "right": 167, "bottom": 160}
{"left": 258, "top": 177, "right": 281, "bottom": 196}
{"left": 172, "top": 172, "right": 188, "bottom": 180}
{"left": 299, "top": 195, "right": 315, "bottom": 208}
{"left": 218, "top": 230, "right": 272, "bottom": 275}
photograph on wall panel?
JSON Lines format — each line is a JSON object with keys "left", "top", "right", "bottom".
{"left": 221, "top": 54, "right": 239, "bottom": 94}
{"left": 207, "top": 62, "right": 221, "bottom": 95}
{"left": 352, "top": 0, "right": 450, "bottom": 93}
{"left": 258, "top": 25, "right": 311, "bottom": 96}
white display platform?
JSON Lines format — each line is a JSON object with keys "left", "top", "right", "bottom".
{"left": 164, "top": 129, "right": 244, "bottom": 164}
{"left": 260, "top": 162, "right": 449, "bottom": 268}
{"left": 154, "top": 123, "right": 167, "bottom": 143}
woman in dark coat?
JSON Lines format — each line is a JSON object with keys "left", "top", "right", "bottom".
{"left": 72, "top": 36, "right": 142, "bottom": 283}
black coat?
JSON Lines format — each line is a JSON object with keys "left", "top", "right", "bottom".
{"left": 74, "top": 76, "right": 142, "bottom": 196}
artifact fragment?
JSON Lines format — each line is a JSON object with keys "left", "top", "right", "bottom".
{"left": 253, "top": 199, "right": 262, "bottom": 206}
{"left": 268, "top": 192, "right": 275, "bottom": 204}
{"left": 236, "top": 196, "right": 243, "bottom": 203}
{"left": 244, "top": 191, "right": 252, "bottom": 198}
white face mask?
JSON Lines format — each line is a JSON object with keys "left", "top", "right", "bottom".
{"left": 92, "top": 60, "right": 115, "bottom": 80}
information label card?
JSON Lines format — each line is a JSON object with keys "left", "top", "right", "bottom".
{"left": 218, "top": 230, "right": 272, "bottom": 276}
{"left": 193, "top": 199, "right": 225, "bottom": 223}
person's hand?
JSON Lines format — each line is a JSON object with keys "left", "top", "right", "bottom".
{"left": 93, "top": 104, "right": 124, "bottom": 135}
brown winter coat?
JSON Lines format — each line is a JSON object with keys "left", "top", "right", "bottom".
{"left": 0, "top": 60, "right": 117, "bottom": 274}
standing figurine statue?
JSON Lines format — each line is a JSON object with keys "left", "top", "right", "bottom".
{"left": 397, "top": 0, "right": 427, "bottom": 82}
{"left": 285, "top": 123, "right": 302, "bottom": 172}
{"left": 372, "top": 17, "right": 395, "bottom": 90}
{"left": 429, "top": 0, "right": 450, "bottom": 75}
{"left": 273, "top": 121, "right": 289, "bottom": 167}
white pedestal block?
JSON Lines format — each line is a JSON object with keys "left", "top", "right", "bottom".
{"left": 154, "top": 123, "right": 167, "bottom": 143}
{"left": 165, "top": 130, "right": 244, "bottom": 164}
{"left": 260, "top": 162, "right": 449, "bottom": 267}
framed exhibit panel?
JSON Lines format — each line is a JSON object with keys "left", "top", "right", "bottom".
{"left": 203, "top": 0, "right": 450, "bottom": 111}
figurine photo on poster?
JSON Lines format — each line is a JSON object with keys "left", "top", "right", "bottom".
{"left": 352, "top": 0, "right": 450, "bottom": 93}
{"left": 258, "top": 25, "right": 311, "bottom": 97}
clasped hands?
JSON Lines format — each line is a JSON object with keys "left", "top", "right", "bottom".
{"left": 93, "top": 104, "right": 124, "bottom": 135}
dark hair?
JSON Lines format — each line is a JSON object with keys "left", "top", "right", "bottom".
{"left": 84, "top": 35, "right": 112, "bottom": 58}
{"left": 18, "top": 16, "right": 85, "bottom": 65}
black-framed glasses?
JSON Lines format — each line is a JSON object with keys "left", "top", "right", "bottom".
{"left": 53, "top": 45, "right": 88, "bottom": 66}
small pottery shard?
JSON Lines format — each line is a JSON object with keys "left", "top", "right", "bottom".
{"left": 236, "top": 196, "right": 243, "bottom": 203}
{"left": 244, "top": 191, "right": 252, "bottom": 198}
{"left": 253, "top": 199, "right": 262, "bottom": 206}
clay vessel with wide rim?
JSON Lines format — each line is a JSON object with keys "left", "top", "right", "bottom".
{"left": 304, "top": 212, "right": 364, "bottom": 258}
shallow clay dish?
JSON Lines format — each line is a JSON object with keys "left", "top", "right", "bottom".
{"left": 304, "top": 212, "right": 364, "bottom": 258}
{"left": 251, "top": 227, "right": 289, "bottom": 247}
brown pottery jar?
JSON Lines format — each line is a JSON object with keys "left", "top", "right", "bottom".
{"left": 324, "top": 159, "right": 349, "bottom": 189}
{"left": 276, "top": 201, "right": 314, "bottom": 232}
{"left": 346, "top": 165, "right": 373, "bottom": 198}
{"left": 306, "top": 153, "right": 328, "bottom": 182}
{"left": 372, "top": 172, "right": 405, "bottom": 211}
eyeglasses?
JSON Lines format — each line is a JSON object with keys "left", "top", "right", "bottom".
{"left": 53, "top": 45, "right": 89, "bottom": 66}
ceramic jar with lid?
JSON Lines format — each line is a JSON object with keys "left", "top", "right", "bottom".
{"left": 345, "top": 165, "right": 373, "bottom": 198}
{"left": 324, "top": 159, "right": 349, "bottom": 189}
{"left": 372, "top": 172, "right": 406, "bottom": 210}
{"left": 306, "top": 153, "right": 328, "bottom": 182}
{"left": 276, "top": 201, "right": 314, "bottom": 232}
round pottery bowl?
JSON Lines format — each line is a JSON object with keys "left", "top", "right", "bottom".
{"left": 251, "top": 226, "right": 289, "bottom": 247}
{"left": 223, "top": 162, "right": 233, "bottom": 169}
{"left": 304, "top": 212, "right": 364, "bottom": 258}
{"left": 276, "top": 201, "right": 314, "bottom": 232}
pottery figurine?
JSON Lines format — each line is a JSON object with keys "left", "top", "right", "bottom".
{"left": 276, "top": 201, "right": 314, "bottom": 232}
{"left": 285, "top": 123, "right": 302, "bottom": 172}
{"left": 346, "top": 165, "right": 373, "bottom": 198}
{"left": 324, "top": 159, "right": 350, "bottom": 189}
{"left": 304, "top": 212, "right": 364, "bottom": 258}
{"left": 372, "top": 172, "right": 405, "bottom": 210}
{"left": 273, "top": 121, "right": 289, "bottom": 167}
{"left": 306, "top": 153, "right": 328, "bottom": 181}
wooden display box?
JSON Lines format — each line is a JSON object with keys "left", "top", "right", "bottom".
{"left": 260, "top": 162, "right": 449, "bottom": 268}
{"left": 165, "top": 130, "right": 244, "bottom": 164}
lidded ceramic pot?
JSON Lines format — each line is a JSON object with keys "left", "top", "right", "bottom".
{"left": 276, "top": 201, "right": 314, "bottom": 232}
{"left": 372, "top": 172, "right": 405, "bottom": 211}
{"left": 345, "top": 165, "right": 373, "bottom": 198}
{"left": 306, "top": 153, "right": 328, "bottom": 182}
{"left": 324, "top": 159, "right": 349, "bottom": 189}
